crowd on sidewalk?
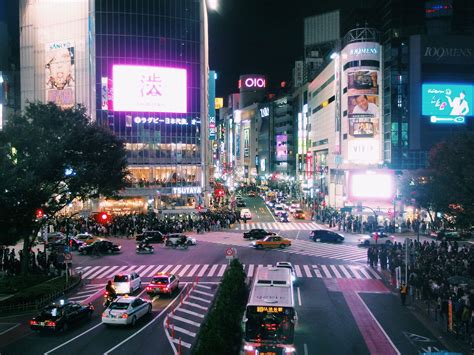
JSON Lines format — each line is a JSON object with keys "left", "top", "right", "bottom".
{"left": 0, "top": 246, "right": 66, "bottom": 277}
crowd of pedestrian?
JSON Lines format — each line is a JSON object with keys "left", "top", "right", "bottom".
{"left": 0, "top": 246, "right": 66, "bottom": 277}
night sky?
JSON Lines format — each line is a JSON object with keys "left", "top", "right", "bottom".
{"left": 0, "top": 0, "right": 361, "bottom": 98}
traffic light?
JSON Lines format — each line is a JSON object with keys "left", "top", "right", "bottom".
{"left": 98, "top": 212, "right": 110, "bottom": 224}
{"left": 35, "top": 209, "right": 44, "bottom": 219}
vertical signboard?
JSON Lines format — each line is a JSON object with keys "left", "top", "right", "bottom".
{"left": 209, "top": 71, "right": 216, "bottom": 140}
{"left": 243, "top": 126, "right": 250, "bottom": 157}
{"left": 45, "top": 40, "right": 75, "bottom": 109}
{"left": 342, "top": 42, "right": 382, "bottom": 164}
{"left": 294, "top": 60, "right": 304, "bottom": 88}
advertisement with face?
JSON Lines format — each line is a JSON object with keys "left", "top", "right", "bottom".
{"left": 422, "top": 83, "right": 472, "bottom": 123}
{"left": 45, "top": 41, "right": 75, "bottom": 109}
{"left": 347, "top": 70, "right": 378, "bottom": 96}
{"left": 276, "top": 135, "right": 288, "bottom": 160}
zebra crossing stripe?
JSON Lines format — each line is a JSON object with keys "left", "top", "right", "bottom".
{"left": 140, "top": 265, "right": 156, "bottom": 277}
{"left": 197, "top": 264, "right": 209, "bottom": 277}
{"left": 172, "top": 338, "right": 192, "bottom": 349}
{"left": 217, "top": 265, "right": 227, "bottom": 277}
{"left": 160, "top": 265, "right": 173, "bottom": 274}
{"left": 178, "top": 265, "right": 191, "bottom": 277}
{"left": 183, "top": 300, "right": 208, "bottom": 311}
{"left": 338, "top": 265, "right": 353, "bottom": 279}
{"left": 168, "top": 263, "right": 181, "bottom": 276}
{"left": 357, "top": 267, "right": 372, "bottom": 279}
{"left": 294, "top": 265, "right": 303, "bottom": 278}
{"left": 87, "top": 266, "right": 110, "bottom": 279}
{"left": 133, "top": 265, "right": 148, "bottom": 274}
{"left": 365, "top": 267, "right": 381, "bottom": 280}
{"left": 320, "top": 265, "right": 332, "bottom": 278}
{"left": 176, "top": 308, "right": 205, "bottom": 319}
{"left": 147, "top": 265, "right": 164, "bottom": 277}
{"left": 169, "top": 314, "right": 201, "bottom": 327}
{"left": 95, "top": 265, "right": 119, "bottom": 279}
{"left": 81, "top": 266, "right": 101, "bottom": 278}
{"left": 329, "top": 265, "right": 342, "bottom": 279}
{"left": 105, "top": 265, "right": 129, "bottom": 278}
{"left": 348, "top": 265, "right": 363, "bottom": 279}
{"left": 303, "top": 265, "right": 313, "bottom": 278}
{"left": 187, "top": 264, "right": 200, "bottom": 278}
{"left": 207, "top": 264, "right": 219, "bottom": 277}
{"left": 247, "top": 264, "right": 255, "bottom": 277}
{"left": 312, "top": 265, "right": 323, "bottom": 278}
{"left": 172, "top": 325, "right": 196, "bottom": 337}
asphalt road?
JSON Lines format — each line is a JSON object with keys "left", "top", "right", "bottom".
{"left": 0, "top": 229, "right": 457, "bottom": 355}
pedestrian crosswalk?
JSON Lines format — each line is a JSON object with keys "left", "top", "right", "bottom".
{"left": 75, "top": 263, "right": 380, "bottom": 281}
{"left": 193, "top": 232, "right": 367, "bottom": 262}
{"left": 235, "top": 222, "right": 321, "bottom": 231}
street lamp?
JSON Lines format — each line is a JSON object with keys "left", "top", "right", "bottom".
{"left": 207, "top": 0, "right": 218, "bottom": 11}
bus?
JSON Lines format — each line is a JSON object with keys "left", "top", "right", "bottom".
{"left": 243, "top": 266, "right": 297, "bottom": 355}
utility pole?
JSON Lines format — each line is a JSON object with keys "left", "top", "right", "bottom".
{"left": 405, "top": 237, "right": 408, "bottom": 285}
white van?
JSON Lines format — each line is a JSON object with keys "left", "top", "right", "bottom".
{"left": 113, "top": 272, "right": 141, "bottom": 295}
{"left": 240, "top": 208, "right": 252, "bottom": 220}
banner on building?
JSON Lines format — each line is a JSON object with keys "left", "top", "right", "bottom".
{"left": 45, "top": 40, "right": 75, "bottom": 109}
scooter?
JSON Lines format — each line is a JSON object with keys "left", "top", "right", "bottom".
{"left": 103, "top": 291, "right": 115, "bottom": 308}
{"left": 136, "top": 244, "right": 154, "bottom": 254}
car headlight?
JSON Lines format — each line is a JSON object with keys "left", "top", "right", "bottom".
{"left": 251, "top": 242, "right": 256, "bottom": 245}
{"left": 284, "top": 346, "right": 296, "bottom": 353}
{"left": 243, "top": 345, "right": 254, "bottom": 351}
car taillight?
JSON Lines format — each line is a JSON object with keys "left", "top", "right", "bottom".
{"left": 30, "top": 320, "right": 38, "bottom": 325}
{"left": 102, "top": 312, "right": 107, "bottom": 317}
{"left": 146, "top": 286, "right": 152, "bottom": 291}
{"left": 46, "top": 321, "right": 56, "bottom": 327}
{"left": 121, "top": 313, "right": 128, "bottom": 319}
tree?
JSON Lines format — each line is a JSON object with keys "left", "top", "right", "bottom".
{"left": 428, "top": 132, "right": 474, "bottom": 229}
{"left": 0, "top": 102, "right": 129, "bottom": 273}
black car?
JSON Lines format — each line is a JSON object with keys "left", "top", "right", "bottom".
{"left": 30, "top": 301, "right": 94, "bottom": 332}
{"left": 243, "top": 229, "right": 276, "bottom": 240}
{"left": 310, "top": 230, "right": 345, "bottom": 243}
{"left": 48, "top": 236, "right": 85, "bottom": 251}
{"left": 78, "top": 240, "right": 121, "bottom": 255}
{"left": 433, "top": 229, "right": 463, "bottom": 241}
{"left": 236, "top": 200, "right": 246, "bottom": 207}
{"left": 136, "top": 231, "right": 165, "bottom": 243}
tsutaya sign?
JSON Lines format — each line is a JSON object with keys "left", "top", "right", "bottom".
{"left": 172, "top": 186, "right": 202, "bottom": 194}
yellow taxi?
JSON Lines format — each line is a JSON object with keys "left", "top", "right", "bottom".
{"left": 251, "top": 235, "right": 291, "bottom": 249}
{"left": 293, "top": 209, "right": 305, "bottom": 219}
{"left": 75, "top": 233, "right": 100, "bottom": 245}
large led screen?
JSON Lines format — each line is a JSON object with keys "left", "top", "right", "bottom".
{"left": 276, "top": 135, "right": 288, "bottom": 160}
{"left": 422, "top": 83, "right": 472, "bottom": 120}
{"left": 113, "top": 65, "right": 187, "bottom": 113}
{"left": 349, "top": 172, "right": 394, "bottom": 201}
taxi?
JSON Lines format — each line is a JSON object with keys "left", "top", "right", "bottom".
{"left": 293, "top": 209, "right": 305, "bottom": 219}
{"left": 102, "top": 296, "right": 152, "bottom": 327}
{"left": 75, "top": 233, "right": 99, "bottom": 245}
{"left": 251, "top": 235, "right": 291, "bottom": 249}
{"left": 146, "top": 273, "right": 180, "bottom": 296}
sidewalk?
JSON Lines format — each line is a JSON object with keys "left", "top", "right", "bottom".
{"left": 376, "top": 267, "right": 472, "bottom": 354}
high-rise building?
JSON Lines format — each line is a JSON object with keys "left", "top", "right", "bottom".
{"left": 20, "top": 0, "right": 209, "bottom": 212}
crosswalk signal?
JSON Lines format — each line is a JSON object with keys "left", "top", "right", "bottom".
{"left": 98, "top": 212, "right": 110, "bottom": 224}
{"left": 35, "top": 209, "right": 44, "bottom": 220}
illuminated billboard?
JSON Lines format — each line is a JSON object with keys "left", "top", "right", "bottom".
{"left": 113, "top": 65, "right": 187, "bottom": 113}
{"left": 276, "top": 135, "right": 288, "bottom": 160}
{"left": 45, "top": 41, "right": 75, "bottom": 109}
{"left": 422, "top": 83, "right": 472, "bottom": 123}
{"left": 349, "top": 171, "right": 394, "bottom": 201}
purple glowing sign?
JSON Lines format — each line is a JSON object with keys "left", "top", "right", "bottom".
{"left": 113, "top": 65, "right": 187, "bottom": 113}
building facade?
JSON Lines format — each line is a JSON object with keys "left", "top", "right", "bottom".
{"left": 20, "top": 0, "right": 209, "bottom": 213}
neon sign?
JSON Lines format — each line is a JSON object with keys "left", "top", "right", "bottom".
{"left": 239, "top": 75, "right": 266, "bottom": 91}
{"left": 133, "top": 116, "right": 199, "bottom": 125}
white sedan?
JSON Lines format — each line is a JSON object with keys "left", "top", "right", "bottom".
{"left": 358, "top": 232, "right": 395, "bottom": 246}
{"left": 102, "top": 296, "right": 152, "bottom": 326}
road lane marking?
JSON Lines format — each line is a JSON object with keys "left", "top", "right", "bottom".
{"left": 104, "top": 265, "right": 128, "bottom": 278}
{"left": 183, "top": 301, "right": 208, "bottom": 310}
{"left": 338, "top": 265, "right": 353, "bottom": 279}
{"left": 297, "top": 287, "right": 302, "bottom": 306}
{"left": 312, "top": 265, "right": 323, "bottom": 278}
{"left": 176, "top": 308, "right": 204, "bottom": 318}
{"left": 103, "top": 284, "right": 189, "bottom": 355}
{"left": 0, "top": 323, "right": 20, "bottom": 336}
{"left": 303, "top": 265, "right": 313, "bottom": 278}
{"left": 141, "top": 265, "right": 156, "bottom": 276}
{"left": 147, "top": 264, "right": 164, "bottom": 277}
{"left": 193, "top": 289, "right": 214, "bottom": 297}
{"left": 172, "top": 325, "right": 196, "bottom": 337}
{"left": 160, "top": 265, "right": 173, "bottom": 274}
{"left": 187, "top": 264, "right": 200, "bottom": 277}
{"left": 217, "top": 264, "right": 227, "bottom": 277}
{"left": 172, "top": 337, "right": 192, "bottom": 349}
{"left": 133, "top": 265, "right": 148, "bottom": 274}
{"left": 169, "top": 264, "right": 182, "bottom": 275}
{"left": 348, "top": 265, "right": 364, "bottom": 279}
{"left": 178, "top": 264, "right": 191, "bottom": 277}
{"left": 169, "top": 314, "right": 201, "bottom": 327}
{"left": 95, "top": 265, "right": 119, "bottom": 279}
{"left": 320, "top": 265, "right": 332, "bottom": 278}
{"left": 247, "top": 264, "right": 254, "bottom": 277}
{"left": 357, "top": 267, "right": 372, "bottom": 279}
{"left": 44, "top": 322, "right": 103, "bottom": 354}
{"left": 365, "top": 267, "right": 382, "bottom": 279}
{"left": 207, "top": 264, "right": 218, "bottom": 277}
{"left": 197, "top": 264, "right": 209, "bottom": 277}
{"left": 196, "top": 284, "right": 211, "bottom": 290}
{"left": 188, "top": 295, "right": 211, "bottom": 304}
{"left": 80, "top": 266, "right": 101, "bottom": 278}
{"left": 330, "top": 265, "right": 342, "bottom": 278}
{"left": 87, "top": 266, "right": 111, "bottom": 279}
{"left": 304, "top": 343, "right": 309, "bottom": 355}
{"left": 294, "top": 265, "right": 303, "bottom": 277}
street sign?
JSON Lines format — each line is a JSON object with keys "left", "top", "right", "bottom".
{"left": 64, "top": 253, "right": 72, "bottom": 261}
{"left": 225, "top": 247, "right": 237, "bottom": 260}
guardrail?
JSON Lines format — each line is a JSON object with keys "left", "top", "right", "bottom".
{"left": 0, "top": 272, "right": 82, "bottom": 314}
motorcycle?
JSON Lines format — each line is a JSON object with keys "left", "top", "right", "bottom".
{"left": 103, "top": 291, "right": 116, "bottom": 308}
{"left": 136, "top": 244, "right": 154, "bottom": 254}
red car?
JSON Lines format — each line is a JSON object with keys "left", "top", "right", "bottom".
{"left": 293, "top": 209, "right": 305, "bottom": 219}
{"left": 146, "top": 273, "right": 179, "bottom": 296}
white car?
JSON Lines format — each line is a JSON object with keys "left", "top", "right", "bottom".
{"left": 276, "top": 261, "right": 297, "bottom": 284}
{"left": 288, "top": 203, "right": 300, "bottom": 213}
{"left": 113, "top": 272, "right": 141, "bottom": 295}
{"left": 240, "top": 208, "right": 252, "bottom": 220}
{"left": 102, "top": 296, "right": 152, "bottom": 326}
{"left": 273, "top": 206, "right": 285, "bottom": 216}
{"left": 358, "top": 232, "right": 395, "bottom": 246}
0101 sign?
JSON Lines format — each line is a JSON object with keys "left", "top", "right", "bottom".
{"left": 239, "top": 75, "right": 266, "bottom": 91}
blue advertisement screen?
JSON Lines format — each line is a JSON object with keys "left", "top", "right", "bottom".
{"left": 422, "top": 83, "right": 473, "bottom": 123}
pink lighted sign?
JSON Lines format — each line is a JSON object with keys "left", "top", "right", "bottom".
{"left": 113, "top": 65, "right": 187, "bottom": 113}
{"left": 238, "top": 75, "right": 266, "bottom": 91}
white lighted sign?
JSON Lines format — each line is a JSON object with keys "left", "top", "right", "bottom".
{"left": 348, "top": 139, "right": 380, "bottom": 164}
{"left": 113, "top": 65, "right": 187, "bottom": 113}
{"left": 260, "top": 107, "right": 270, "bottom": 117}
{"left": 172, "top": 186, "right": 202, "bottom": 194}
{"left": 350, "top": 172, "right": 394, "bottom": 200}
{"left": 349, "top": 47, "right": 378, "bottom": 56}
{"left": 239, "top": 75, "right": 266, "bottom": 91}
